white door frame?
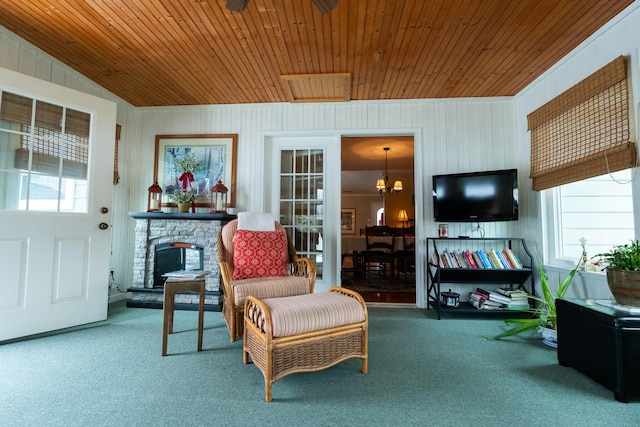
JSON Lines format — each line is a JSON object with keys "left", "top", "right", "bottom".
{"left": 263, "top": 128, "right": 425, "bottom": 307}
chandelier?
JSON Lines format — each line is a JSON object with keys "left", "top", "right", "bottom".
{"left": 375, "top": 147, "right": 403, "bottom": 196}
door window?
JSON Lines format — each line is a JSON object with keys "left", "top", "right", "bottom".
{"left": 279, "top": 149, "right": 324, "bottom": 278}
{"left": 0, "top": 91, "right": 91, "bottom": 212}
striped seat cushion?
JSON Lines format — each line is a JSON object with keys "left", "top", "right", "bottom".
{"left": 262, "top": 291, "right": 366, "bottom": 337}
{"left": 233, "top": 276, "right": 310, "bottom": 306}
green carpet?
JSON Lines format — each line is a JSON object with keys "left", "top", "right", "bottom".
{"left": 0, "top": 301, "right": 637, "bottom": 426}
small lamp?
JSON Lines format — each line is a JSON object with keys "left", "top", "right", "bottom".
{"left": 147, "top": 179, "right": 162, "bottom": 212}
{"left": 210, "top": 180, "right": 228, "bottom": 213}
{"left": 397, "top": 209, "right": 409, "bottom": 228}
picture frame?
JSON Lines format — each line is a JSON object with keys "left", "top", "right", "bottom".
{"left": 341, "top": 208, "right": 356, "bottom": 234}
{"left": 154, "top": 134, "right": 238, "bottom": 208}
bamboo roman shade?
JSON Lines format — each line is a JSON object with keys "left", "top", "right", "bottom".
{"left": 0, "top": 92, "right": 90, "bottom": 137}
{"left": 527, "top": 56, "right": 636, "bottom": 191}
{"left": 1, "top": 91, "right": 91, "bottom": 179}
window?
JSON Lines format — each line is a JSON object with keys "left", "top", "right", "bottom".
{"left": 0, "top": 91, "right": 91, "bottom": 212}
{"left": 543, "top": 169, "right": 634, "bottom": 266}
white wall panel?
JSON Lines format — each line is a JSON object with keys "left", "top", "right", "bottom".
{"left": 0, "top": 25, "right": 139, "bottom": 300}
{"left": 515, "top": 3, "right": 640, "bottom": 252}
{"left": 514, "top": 3, "right": 640, "bottom": 296}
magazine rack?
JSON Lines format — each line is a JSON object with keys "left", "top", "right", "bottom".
{"left": 426, "top": 237, "right": 533, "bottom": 319}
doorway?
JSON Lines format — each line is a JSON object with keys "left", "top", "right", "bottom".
{"left": 340, "top": 136, "right": 415, "bottom": 304}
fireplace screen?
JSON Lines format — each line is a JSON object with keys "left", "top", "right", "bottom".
{"left": 154, "top": 242, "right": 204, "bottom": 287}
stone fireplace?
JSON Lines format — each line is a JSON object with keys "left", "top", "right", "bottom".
{"left": 127, "top": 212, "right": 234, "bottom": 310}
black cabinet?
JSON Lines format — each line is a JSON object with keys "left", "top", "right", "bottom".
{"left": 557, "top": 298, "right": 640, "bottom": 402}
{"left": 426, "top": 237, "right": 533, "bottom": 319}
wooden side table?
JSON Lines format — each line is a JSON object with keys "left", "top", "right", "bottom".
{"left": 162, "top": 278, "right": 205, "bottom": 356}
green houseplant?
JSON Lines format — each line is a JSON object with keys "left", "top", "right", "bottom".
{"left": 597, "top": 240, "right": 640, "bottom": 307}
{"left": 169, "top": 189, "right": 195, "bottom": 212}
{"left": 489, "top": 248, "right": 584, "bottom": 341}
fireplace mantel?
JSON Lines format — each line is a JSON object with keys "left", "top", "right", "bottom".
{"left": 128, "top": 212, "right": 235, "bottom": 221}
{"left": 127, "top": 212, "right": 235, "bottom": 310}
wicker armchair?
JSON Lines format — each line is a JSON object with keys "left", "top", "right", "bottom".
{"left": 217, "top": 219, "right": 316, "bottom": 342}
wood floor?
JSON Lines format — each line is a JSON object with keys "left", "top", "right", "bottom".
{"left": 341, "top": 270, "right": 416, "bottom": 304}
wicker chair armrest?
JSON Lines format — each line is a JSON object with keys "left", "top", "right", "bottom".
{"left": 245, "top": 295, "right": 272, "bottom": 337}
{"left": 219, "top": 260, "right": 234, "bottom": 301}
{"left": 292, "top": 257, "right": 317, "bottom": 293}
{"left": 329, "top": 286, "right": 368, "bottom": 319}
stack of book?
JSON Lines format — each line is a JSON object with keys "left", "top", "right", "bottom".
{"left": 495, "top": 287, "right": 530, "bottom": 310}
{"left": 468, "top": 287, "right": 530, "bottom": 310}
{"left": 437, "top": 247, "right": 524, "bottom": 269}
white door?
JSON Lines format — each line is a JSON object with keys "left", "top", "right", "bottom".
{"left": 0, "top": 68, "right": 116, "bottom": 341}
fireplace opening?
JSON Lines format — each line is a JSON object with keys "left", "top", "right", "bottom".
{"left": 154, "top": 242, "right": 204, "bottom": 287}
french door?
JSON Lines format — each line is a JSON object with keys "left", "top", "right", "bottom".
{"left": 268, "top": 135, "right": 340, "bottom": 292}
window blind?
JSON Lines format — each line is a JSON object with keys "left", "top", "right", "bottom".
{"left": 527, "top": 56, "right": 636, "bottom": 191}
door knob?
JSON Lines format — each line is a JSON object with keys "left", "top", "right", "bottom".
{"left": 100, "top": 207, "right": 109, "bottom": 214}
{"left": 99, "top": 222, "right": 109, "bottom": 230}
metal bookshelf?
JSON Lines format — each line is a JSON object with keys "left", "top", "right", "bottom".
{"left": 426, "top": 237, "right": 533, "bottom": 319}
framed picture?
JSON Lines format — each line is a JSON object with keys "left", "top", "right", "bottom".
{"left": 341, "top": 208, "right": 356, "bottom": 234}
{"left": 154, "top": 134, "right": 237, "bottom": 207}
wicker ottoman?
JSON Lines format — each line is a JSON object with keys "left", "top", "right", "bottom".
{"left": 243, "top": 286, "right": 368, "bottom": 402}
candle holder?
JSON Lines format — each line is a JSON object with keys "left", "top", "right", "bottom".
{"left": 147, "top": 179, "right": 162, "bottom": 212}
{"left": 210, "top": 180, "right": 228, "bottom": 213}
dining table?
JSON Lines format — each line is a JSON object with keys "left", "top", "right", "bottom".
{"left": 341, "top": 235, "right": 413, "bottom": 254}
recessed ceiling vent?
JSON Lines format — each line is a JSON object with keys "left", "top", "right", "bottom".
{"left": 280, "top": 73, "right": 351, "bottom": 103}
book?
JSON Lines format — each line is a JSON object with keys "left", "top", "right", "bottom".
{"left": 472, "top": 251, "right": 485, "bottom": 269}
{"left": 163, "top": 269, "right": 209, "bottom": 280}
{"left": 440, "top": 253, "right": 450, "bottom": 268}
{"left": 496, "top": 287, "right": 528, "bottom": 299}
{"left": 487, "top": 291, "right": 511, "bottom": 305}
{"left": 489, "top": 249, "right": 505, "bottom": 269}
{"left": 476, "top": 249, "right": 492, "bottom": 268}
{"left": 498, "top": 251, "right": 513, "bottom": 268}
{"left": 468, "top": 292, "right": 504, "bottom": 306}
{"left": 455, "top": 249, "right": 469, "bottom": 268}
{"left": 468, "top": 293, "right": 504, "bottom": 310}
{"left": 443, "top": 248, "right": 458, "bottom": 268}
{"left": 475, "top": 287, "right": 492, "bottom": 299}
{"left": 503, "top": 247, "right": 523, "bottom": 269}
{"left": 464, "top": 249, "right": 478, "bottom": 268}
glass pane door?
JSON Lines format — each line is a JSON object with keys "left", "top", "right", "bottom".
{"left": 0, "top": 91, "right": 91, "bottom": 212}
{"left": 279, "top": 149, "right": 324, "bottom": 278}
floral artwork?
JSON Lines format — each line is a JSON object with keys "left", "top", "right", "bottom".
{"left": 154, "top": 135, "right": 237, "bottom": 207}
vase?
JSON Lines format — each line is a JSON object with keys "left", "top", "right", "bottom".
{"left": 177, "top": 202, "right": 190, "bottom": 213}
{"left": 537, "top": 326, "right": 558, "bottom": 348}
{"left": 606, "top": 269, "right": 640, "bottom": 307}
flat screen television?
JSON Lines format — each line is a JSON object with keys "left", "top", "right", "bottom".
{"left": 432, "top": 168, "right": 518, "bottom": 222}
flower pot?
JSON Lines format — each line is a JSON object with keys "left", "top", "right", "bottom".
{"left": 177, "top": 202, "right": 191, "bottom": 213}
{"left": 537, "top": 326, "right": 557, "bottom": 348}
{"left": 606, "top": 269, "right": 640, "bottom": 307}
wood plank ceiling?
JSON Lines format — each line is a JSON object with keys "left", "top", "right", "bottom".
{"left": 0, "top": 0, "right": 632, "bottom": 107}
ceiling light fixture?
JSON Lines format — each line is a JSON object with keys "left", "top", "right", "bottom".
{"left": 226, "top": 0, "right": 338, "bottom": 14}
{"left": 376, "top": 147, "right": 403, "bottom": 196}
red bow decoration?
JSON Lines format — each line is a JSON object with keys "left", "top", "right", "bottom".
{"left": 178, "top": 172, "right": 194, "bottom": 190}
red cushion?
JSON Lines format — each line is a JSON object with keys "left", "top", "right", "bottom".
{"left": 232, "top": 230, "right": 288, "bottom": 280}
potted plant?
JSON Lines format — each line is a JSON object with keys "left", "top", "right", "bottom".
{"left": 488, "top": 248, "right": 585, "bottom": 344}
{"left": 169, "top": 189, "right": 195, "bottom": 213}
{"left": 597, "top": 240, "right": 640, "bottom": 307}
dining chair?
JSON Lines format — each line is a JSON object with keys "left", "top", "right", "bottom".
{"left": 361, "top": 226, "right": 397, "bottom": 279}
{"left": 396, "top": 226, "right": 415, "bottom": 278}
